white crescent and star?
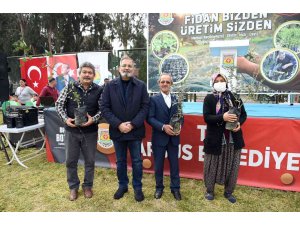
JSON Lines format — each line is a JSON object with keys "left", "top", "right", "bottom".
{"left": 27, "top": 66, "right": 42, "bottom": 80}
{"left": 27, "top": 66, "right": 42, "bottom": 89}
{"left": 33, "top": 81, "right": 39, "bottom": 88}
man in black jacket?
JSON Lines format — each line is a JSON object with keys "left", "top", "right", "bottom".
{"left": 100, "top": 55, "right": 149, "bottom": 202}
{"left": 56, "top": 62, "right": 103, "bottom": 201}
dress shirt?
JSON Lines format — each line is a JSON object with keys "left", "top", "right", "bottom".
{"left": 161, "top": 92, "right": 171, "bottom": 108}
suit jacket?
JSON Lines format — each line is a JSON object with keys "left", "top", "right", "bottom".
{"left": 100, "top": 76, "right": 149, "bottom": 141}
{"left": 147, "top": 93, "right": 183, "bottom": 147}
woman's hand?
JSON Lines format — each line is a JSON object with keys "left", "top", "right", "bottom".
{"left": 232, "top": 122, "right": 241, "bottom": 132}
{"left": 223, "top": 112, "right": 237, "bottom": 122}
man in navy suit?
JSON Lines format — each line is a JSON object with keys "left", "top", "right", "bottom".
{"left": 147, "top": 73, "right": 183, "bottom": 200}
{"left": 100, "top": 55, "right": 149, "bottom": 202}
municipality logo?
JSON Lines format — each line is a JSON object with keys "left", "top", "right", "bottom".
{"left": 98, "top": 129, "right": 113, "bottom": 148}
{"left": 158, "top": 13, "right": 174, "bottom": 26}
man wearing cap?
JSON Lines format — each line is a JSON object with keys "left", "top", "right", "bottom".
{"left": 36, "top": 78, "right": 59, "bottom": 106}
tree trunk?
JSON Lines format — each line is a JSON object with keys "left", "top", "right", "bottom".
{"left": 48, "top": 28, "right": 52, "bottom": 54}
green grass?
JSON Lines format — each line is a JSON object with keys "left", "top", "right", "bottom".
{"left": 0, "top": 148, "right": 300, "bottom": 212}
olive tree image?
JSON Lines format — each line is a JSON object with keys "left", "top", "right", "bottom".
{"left": 275, "top": 21, "right": 300, "bottom": 54}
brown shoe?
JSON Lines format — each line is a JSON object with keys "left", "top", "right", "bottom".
{"left": 69, "top": 189, "right": 78, "bottom": 201}
{"left": 83, "top": 188, "right": 93, "bottom": 198}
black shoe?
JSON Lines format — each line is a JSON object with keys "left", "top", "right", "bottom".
{"left": 154, "top": 190, "right": 163, "bottom": 199}
{"left": 171, "top": 190, "right": 181, "bottom": 201}
{"left": 134, "top": 189, "right": 145, "bottom": 202}
{"left": 113, "top": 188, "right": 128, "bottom": 200}
{"left": 205, "top": 192, "right": 214, "bottom": 201}
{"left": 224, "top": 192, "right": 236, "bottom": 203}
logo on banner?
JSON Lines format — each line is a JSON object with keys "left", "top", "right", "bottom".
{"left": 223, "top": 54, "right": 235, "bottom": 67}
{"left": 97, "top": 123, "right": 115, "bottom": 154}
{"left": 158, "top": 13, "right": 174, "bottom": 26}
{"left": 93, "top": 65, "right": 102, "bottom": 84}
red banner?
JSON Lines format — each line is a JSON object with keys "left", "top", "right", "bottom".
{"left": 47, "top": 54, "right": 78, "bottom": 93}
{"left": 142, "top": 116, "right": 300, "bottom": 192}
{"left": 47, "top": 54, "right": 77, "bottom": 79}
{"left": 45, "top": 113, "right": 300, "bottom": 192}
{"left": 20, "top": 57, "right": 48, "bottom": 94}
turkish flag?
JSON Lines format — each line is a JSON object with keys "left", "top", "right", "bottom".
{"left": 47, "top": 54, "right": 78, "bottom": 80}
{"left": 20, "top": 57, "right": 48, "bottom": 94}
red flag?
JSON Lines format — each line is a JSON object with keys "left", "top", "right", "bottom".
{"left": 47, "top": 54, "right": 78, "bottom": 80}
{"left": 47, "top": 54, "right": 78, "bottom": 93}
{"left": 20, "top": 57, "right": 48, "bottom": 94}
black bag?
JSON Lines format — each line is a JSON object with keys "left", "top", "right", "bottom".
{"left": 7, "top": 106, "right": 38, "bottom": 127}
{"left": 18, "top": 107, "right": 38, "bottom": 126}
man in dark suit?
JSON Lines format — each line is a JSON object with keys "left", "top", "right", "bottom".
{"left": 100, "top": 55, "right": 149, "bottom": 202}
{"left": 147, "top": 73, "right": 183, "bottom": 200}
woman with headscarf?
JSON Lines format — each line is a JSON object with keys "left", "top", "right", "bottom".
{"left": 203, "top": 73, "right": 247, "bottom": 203}
{"left": 15, "top": 79, "right": 37, "bottom": 105}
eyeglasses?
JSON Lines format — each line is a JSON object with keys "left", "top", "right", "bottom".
{"left": 160, "top": 80, "right": 171, "bottom": 84}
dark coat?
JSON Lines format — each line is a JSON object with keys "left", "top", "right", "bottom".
{"left": 203, "top": 91, "right": 247, "bottom": 155}
{"left": 100, "top": 76, "right": 149, "bottom": 141}
{"left": 147, "top": 93, "right": 182, "bottom": 146}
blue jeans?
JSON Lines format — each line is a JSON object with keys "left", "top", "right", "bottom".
{"left": 113, "top": 140, "right": 143, "bottom": 191}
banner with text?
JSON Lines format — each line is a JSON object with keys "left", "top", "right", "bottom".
{"left": 148, "top": 13, "right": 300, "bottom": 93}
{"left": 46, "top": 111, "right": 300, "bottom": 192}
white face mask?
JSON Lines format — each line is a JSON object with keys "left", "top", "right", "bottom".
{"left": 213, "top": 82, "right": 227, "bottom": 92}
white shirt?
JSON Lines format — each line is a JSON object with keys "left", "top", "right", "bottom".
{"left": 15, "top": 86, "right": 37, "bottom": 104}
{"left": 161, "top": 92, "right": 171, "bottom": 108}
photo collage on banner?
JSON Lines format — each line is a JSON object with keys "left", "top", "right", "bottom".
{"left": 148, "top": 13, "right": 300, "bottom": 93}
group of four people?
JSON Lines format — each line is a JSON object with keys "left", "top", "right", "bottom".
{"left": 55, "top": 55, "right": 247, "bottom": 204}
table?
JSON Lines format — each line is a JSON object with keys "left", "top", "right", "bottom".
{"left": 0, "top": 120, "right": 45, "bottom": 168}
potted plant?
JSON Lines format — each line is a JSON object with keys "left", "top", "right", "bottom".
{"left": 68, "top": 84, "right": 88, "bottom": 127}
{"left": 221, "top": 65, "right": 244, "bottom": 131}
{"left": 169, "top": 84, "right": 184, "bottom": 133}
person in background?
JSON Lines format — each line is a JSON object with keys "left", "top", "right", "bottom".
{"left": 56, "top": 62, "right": 103, "bottom": 201}
{"left": 203, "top": 73, "right": 247, "bottom": 204}
{"left": 101, "top": 78, "right": 110, "bottom": 89}
{"left": 15, "top": 78, "right": 37, "bottom": 105}
{"left": 147, "top": 73, "right": 183, "bottom": 201}
{"left": 275, "top": 51, "right": 296, "bottom": 79}
{"left": 30, "top": 94, "right": 38, "bottom": 107}
{"left": 56, "top": 63, "right": 75, "bottom": 93}
{"left": 100, "top": 55, "right": 149, "bottom": 202}
{"left": 36, "top": 78, "right": 59, "bottom": 106}
{"left": 10, "top": 95, "right": 20, "bottom": 105}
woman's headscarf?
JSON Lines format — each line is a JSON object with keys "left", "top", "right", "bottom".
{"left": 211, "top": 73, "right": 228, "bottom": 89}
{"left": 211, "top": 73, "right": 232, "bottom": 114}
